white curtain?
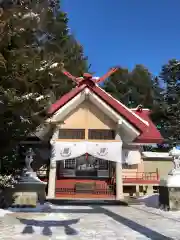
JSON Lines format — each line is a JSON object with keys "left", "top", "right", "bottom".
{"left": 51, "top": 142, "right": 86, "bottom": 161}
{"left": 51, "top": 141, "right": 123, "bottom": 163}
{"left": 87, "top": 142, "right": 122, "bottom": 163}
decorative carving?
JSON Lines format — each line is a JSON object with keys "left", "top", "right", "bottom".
{"left": 97, "top": 147, "right": 108, "bottom": 157}
{"left": 60, "top": 147, "right": 72, "bottom": 158}
{"left": 25, "top": 148, "right": 35, "bottom": 172}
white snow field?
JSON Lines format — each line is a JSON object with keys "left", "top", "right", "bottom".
{"left": 0, "top": 198, "right": 179, "bottom": 239}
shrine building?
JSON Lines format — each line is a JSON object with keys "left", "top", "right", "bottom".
{"left": 22, "top": 70, "right": 167, "bottom": 200}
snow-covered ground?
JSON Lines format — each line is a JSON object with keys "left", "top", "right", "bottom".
{"left": 138, "top": 193, "right": 159, "bottom": 208}
{"left": 0, "top": 208, "right": 12, "bottom": 217}
{"left": 137, "top": 193, "right": 180, "bottom": 221}
{"left": 0, "top": 203, "right": 53, "bottom": 217}
{"left": 0, "top": 201, "right": 180, "bottom": 239}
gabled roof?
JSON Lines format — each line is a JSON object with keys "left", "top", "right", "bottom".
{"left": 132, "top": 109, "right": 163, "bottom": 143}
{"left": 48, "top": 84, "right": 86, "bottom": 115}
{"left": 48, "top": 79, "right": 163, "bottom": 144}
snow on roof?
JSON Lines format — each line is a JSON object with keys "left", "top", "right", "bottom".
{"left": 142, "top": 151, "right": 171, "bottom": 159}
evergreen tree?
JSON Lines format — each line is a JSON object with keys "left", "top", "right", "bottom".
{"left": 103, "top": 67, "right": 130, "bottom": 105}
{"left": 103, "top": 64, "right": 166, "bottom": 151}
{"left": 103, "top": 64, "right": 156, "bottom": 109}
{"left": 0, "top": 0, "right": 88, "bottom": 175}
{"left": 159, "top": 59, "right": 180, "bottom": 142}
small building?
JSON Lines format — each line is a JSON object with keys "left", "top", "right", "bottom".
{"left": 22, "top": 76, "right": 165, "bottom": 200}
{"left": 22, "top": 73, "right": 174, "bottom": 199}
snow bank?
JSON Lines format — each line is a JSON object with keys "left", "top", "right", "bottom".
{"left": 138, "top": 194, "right": 159, "bottom": 208}
{"left": 0, "top": 209, "right": 12, "bottom": 217}
{"left": 134, "top": 204, "right": 180, "bottom": 221}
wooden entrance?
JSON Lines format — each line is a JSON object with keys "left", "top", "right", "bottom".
{"left": 55, "top": 154, "right": 115, "bottom": 199}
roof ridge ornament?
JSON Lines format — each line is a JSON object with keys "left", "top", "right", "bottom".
{"left": 59, "top": 62, "right": 119, "bottom": 86}
{"left": 136, "top": 104, "right": 143, "bottom": 112}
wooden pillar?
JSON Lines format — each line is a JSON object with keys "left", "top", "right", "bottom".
{"left": 47, "top": 160, "right": 56, "bottom": 199}
{"left": 115, "top": 120, "right": 124, "bottom": 200}
{"left": 116, "top": 162, "right": 124, "bottom": 200}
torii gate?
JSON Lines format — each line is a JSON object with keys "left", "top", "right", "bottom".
{"left": 59, "top": 63, "right": 119, "bottom": 86}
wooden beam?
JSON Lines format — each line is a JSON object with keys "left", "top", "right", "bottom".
{"left": 55, "top": 139, "right": 121, "bottom": 142}
{"left": 95, "top": 67, "right": 118, "bottom": 84}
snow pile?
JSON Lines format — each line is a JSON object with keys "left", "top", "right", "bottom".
{"left": 138, "top": 194, "right": 159, "bottom": 208}
{"left": 0, "top": 175, "right": 17, "bottom": 189}
{"left": 167, "top": 174, "right": 180, "bottom": 187}
{"left": 0, "top": 209, "right": 12, "bottom": 217}
{"left": 137, "top": 194, "right": 180, "bottom": 220}
{"left": 134, "top": 204, "right": 180, "bottom": 222}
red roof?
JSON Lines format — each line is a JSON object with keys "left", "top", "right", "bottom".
{"left": 132, "top": 109, "right": 163, "bottom": 143}
{"left": 48, "top": 79, "right": 163, "bottom": 144}
{"left": 48, "top": 84, "right": 86, "bottom": 115}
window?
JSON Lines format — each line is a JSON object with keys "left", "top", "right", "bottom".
{"left": 88, "top": 129, "right": 115, "bottom": 140}
{"left": 122, "top": 163, "right": 132, "bottom": 169}
{"left": 58, "top": 129, "right": 85, "bottom": 139}
{"left": 64, "top": 159, "right": 76, "bottom": 169}
{"left": 98, "top": 159, "right": 108, "bottom": 170}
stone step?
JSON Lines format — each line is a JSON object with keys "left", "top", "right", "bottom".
{"left": 46, "top": 198, "right": 128, "bottom": 206}
{"left": 124, "top": 197, "right": 143, "bottom": 205}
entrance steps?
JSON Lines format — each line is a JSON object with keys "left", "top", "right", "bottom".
{"left": 56, "top": 179, "right": 109, "bottom": 189}
{"left": 55, "top": 179, "right": 115, "bottom": 199}
{"left": 47, "top": 198, "right": 128, "bottom": 206}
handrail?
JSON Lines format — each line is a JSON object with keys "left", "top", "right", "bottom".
{"left": 111, "top": 171, "right": 159, "bottom": 184}
{"left": 123, "top": 171, "right": 159, "bottom": 179}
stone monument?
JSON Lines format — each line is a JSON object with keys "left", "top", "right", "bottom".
{"left": 159, "top": 146, "right": 180, "bottom": 210}
{"left": 12, "top": 148, "right": 47, "bottom": 207}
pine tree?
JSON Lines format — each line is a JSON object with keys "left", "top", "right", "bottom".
{"left": 159, "top": 59, "right": 180, "bottom": 142}
{"left": 0, "top": 0, "right": 88, "bottom": 175}
{"left": 103, "top": 65, "right": 156, "bottom": 108}
{"left": 103, "top": 67, "right": 130, "bottom": 105}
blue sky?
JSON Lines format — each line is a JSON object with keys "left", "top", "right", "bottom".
{"left": 62, "top": 0, "right": 180, "bottom": 77}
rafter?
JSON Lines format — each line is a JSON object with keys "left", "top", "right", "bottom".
{"left": 61, "top": 69, "right": 78, "bottom": 83}
{"left": 95, "top": 67, "right": 118, "bottom": 84}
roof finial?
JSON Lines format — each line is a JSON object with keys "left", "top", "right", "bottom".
{"left": 59, "top": 63, "right": 119, "bottom": 86}
{"left": 136, "top": 104, "right": 143, "bottom": 112}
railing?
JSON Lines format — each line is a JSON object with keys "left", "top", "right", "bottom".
{"left": 111, "top": 170, "right": 159, "bottom": 185}
{"left": 123, "top": 171, "right": 159, "bottom": 180}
